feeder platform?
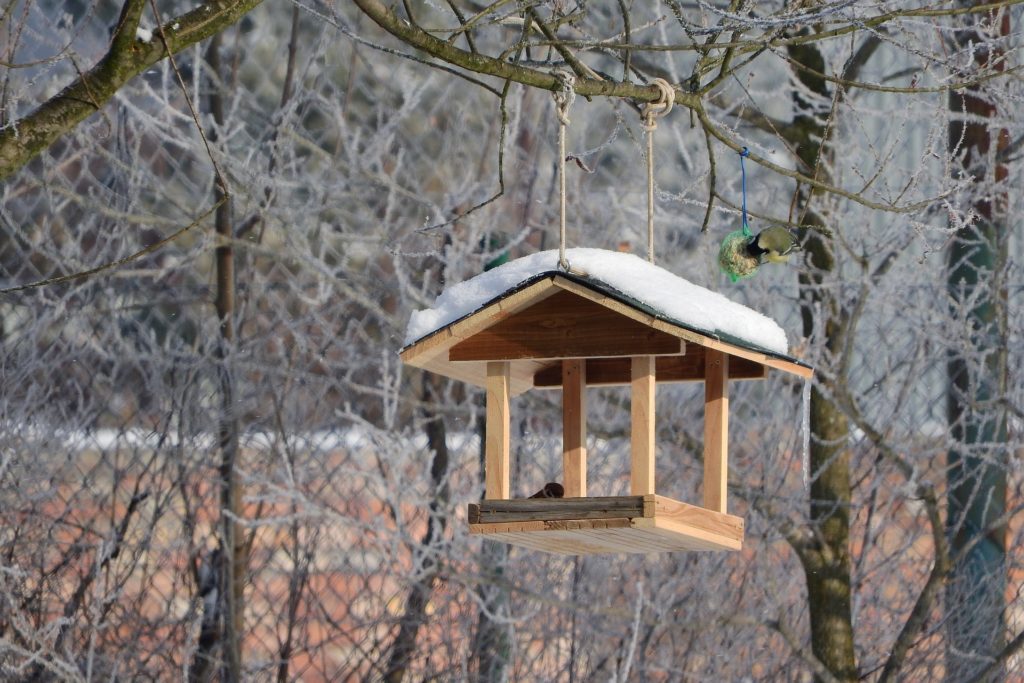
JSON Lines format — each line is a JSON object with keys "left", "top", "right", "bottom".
{"left": 468, "top": 494, "right": 743, "bottom": 555}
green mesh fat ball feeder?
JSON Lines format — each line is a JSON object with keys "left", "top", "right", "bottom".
{"left": 718, "top": 148, "right": 803, "bottom": 281}
{"left": 719, "top": 226, "right": 760, "bottom": 282}
{"left": 719, "top": 147, "right": 761, "bottom": 282}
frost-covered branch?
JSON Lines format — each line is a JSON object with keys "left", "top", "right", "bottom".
{"left": 0, "top": 0, "right": 263, "bottom": 180}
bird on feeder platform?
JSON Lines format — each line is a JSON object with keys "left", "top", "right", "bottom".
{"left": 745, "top": 225, "right": 800, "bottom": 264}
{"left": 529, "top": 482, "right": 565, "bottom": 499}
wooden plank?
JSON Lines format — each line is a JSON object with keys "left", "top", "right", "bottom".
{"left": 474, "top": 496, "right": 647, "bottom": 512}
{"left": 469, "top": 528, "right": 729, "bottom": 554}
{"left": 511, "top": 530, "right": 623, "bottom": 555}
{"left": 703, "top": 349, "right": 729, "bottom": 513}
{"left": 470, "top": 518, "right": 629, "bottom": 533}
{"left": 562, "top": 360, "right": 587, "bottom": 497}
{"left": 532, "top": 352, "right": 766, "bottom": 387}
{"left": 471, "top": 496, "right": 646, "bottom": 523}
{"left": 469, "top": 498, "right": 745, "bottom": 554}
{"left": 638, "top": 520, "right": 742, "bottom": 551}
{"left": 449, "top": 290, "right": 683, "bottom": 361}
{"left": 650, "top": 495, "right": 743, "bottom": 540}
{"left": 485, "top": 361, "right": 511, "bottom": 500}
{"left": 403, "top": 356, "right": 535, "bottom": 396}
{"left": 631, "top": 356, "right": 656, "bottom": 495}
{"left": 474, "top": 507, "right": 643, "bottom": 523}
{"left": 622, "top": 526, "right": 688, "bottom": 552}
{"left": 640, "top": 518, "right": 743, "bottom": 551}
{"left": 543, "top": 517, "right": 632, "bottom": 531}
{"left": 509, "top": 360, "right": 545, "bottom": 394}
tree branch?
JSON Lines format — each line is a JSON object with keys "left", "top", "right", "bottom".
{"left": 0, "top": 0, "right": 264, "bottom": 180}
{"left": 766, "top": 615, "right": 844, "bottom": 683}
{"left": 351, "top": 0, "right": 690, "bottom": 104}
{"left": 693, "top": 100, "right": 948, "bottom": 216}
{"left": 965, "top": 626, "right": 1024, "bottom": 683}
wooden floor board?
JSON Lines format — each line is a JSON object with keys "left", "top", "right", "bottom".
{"left": 469, "top": 494, "right": 743, "bottom": 554}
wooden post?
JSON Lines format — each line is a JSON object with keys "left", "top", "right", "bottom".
{"left": 485, "top": 361, "right": 511, "bottom": 500}
{"left": 703, "top": 349, "right": 729, "bottom": 513}
{"left": 562, "top": 359, "right": 587, "bottom": 497}
{"left": 630, "top": 355, "right": 656, "bottom": 495}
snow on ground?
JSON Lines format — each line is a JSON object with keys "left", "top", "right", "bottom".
{"left": 404, "top": 248, "right": 789, "bottom": 355}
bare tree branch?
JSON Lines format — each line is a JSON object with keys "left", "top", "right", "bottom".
{"left": 0, "top": 0, "right": 264, "bottom": 180}
{"left": 350, "top": 0, "right": 689, "bottom": 104}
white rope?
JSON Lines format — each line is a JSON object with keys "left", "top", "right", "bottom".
{"left": 641, "top": 78, "right": 675, "bottom": 264}
{"left": 552, "top": 69, "right": 576, "bottom": 271}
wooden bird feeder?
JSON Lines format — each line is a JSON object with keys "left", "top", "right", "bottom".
{"left": 401, "top": 254, "right": 812, "bottom": 555}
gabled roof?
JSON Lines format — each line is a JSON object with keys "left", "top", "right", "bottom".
{"left": 401, "top": 250, "right": 812, "bottom": 396}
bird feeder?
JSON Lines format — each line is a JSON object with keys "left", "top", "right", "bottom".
{"left": 400, "top": 249, "right": 812, "bottom": 555}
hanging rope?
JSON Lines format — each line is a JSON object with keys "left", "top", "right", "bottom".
{"left": 641, "top": 79, "right": 675, "bottom": 264}
{"left": 552, "top": 69, "right": 576, "bottom": 271}
{"left": 739, "top": 146, "right": 752, "bottom": 238}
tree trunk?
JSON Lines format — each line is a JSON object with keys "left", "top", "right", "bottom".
{"left": 208, "top": 33, "right": 245, "bottom": 683}
{"left": 383, "top": 375, "right": 450, "bottom": 682}
{"left": 788, "top": 36, "right": 858, "bottom": 683}
{"left": 945, "top": 5, "right": 1010, "bottom": 679}
{"left": 798, "top": 227, "right": 856, "bottom": 683}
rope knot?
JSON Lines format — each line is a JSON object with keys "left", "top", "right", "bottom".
{"left": 641, "top": 78, "right": 675, "bottom": 132}
{"left": 552, "top": 68, "right": 576, "bottom": 125}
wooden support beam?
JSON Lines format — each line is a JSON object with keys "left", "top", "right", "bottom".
{"left": 703, "top": 349, "right": 729, "bottom": 513}
{"left": 630, "top": 356, "right": 656, "bottom": 495}
{"left": 562, "top": 359, "right": 587, "bottom": 497}
{"left": 485, "top": 361, "right": 511, "bottom": 500}
{"left": 532, "top": 351, "right": 766, "bottom": 387}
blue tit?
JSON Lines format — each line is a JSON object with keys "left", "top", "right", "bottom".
{"left": 746, "top": 225, "right": 800, "bottom": 264}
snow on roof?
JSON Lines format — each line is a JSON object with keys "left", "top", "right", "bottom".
{"left": 404, "top": 248, "right": 790, "bottom": 356}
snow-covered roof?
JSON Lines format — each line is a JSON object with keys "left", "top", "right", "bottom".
{"left": 404, "top": 248, "right": 791, "bottom": 357}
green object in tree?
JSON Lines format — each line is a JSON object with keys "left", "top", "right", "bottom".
{"left": 481, "top": 234, "right": 510, "bottom": 271}
{"left": 484, "top": 251, "right": 510, "bottom": 272}
{"left": 718, "top": 228, "right": 760, "bottom": 282}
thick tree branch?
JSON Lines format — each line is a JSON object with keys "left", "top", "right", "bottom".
{"left": 0, "top": 0, "right": 264, "bottom": 180}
